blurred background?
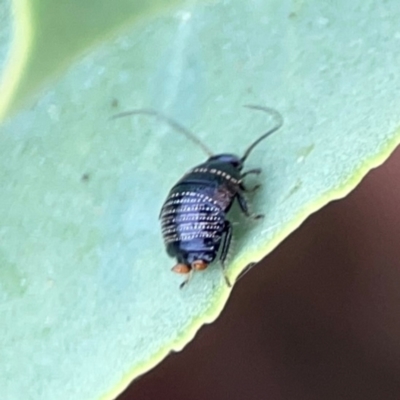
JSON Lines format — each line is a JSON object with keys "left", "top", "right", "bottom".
{"left": 119, "top": 147, "right": 400, "bottom": 400}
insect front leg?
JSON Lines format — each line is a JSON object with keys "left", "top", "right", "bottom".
{"left": 239, "top": 168, "right": 262, "bottom": 192}
{"left": 241, "top": 168, "right": 262, "bottom": 178}
{"left": 219, "top": 221, "right": 233, "bottom": 287}
{"left": 236, "top": 192, "right": 264, "bottom": 220}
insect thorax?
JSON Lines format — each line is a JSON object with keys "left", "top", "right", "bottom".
{"left": 182, "top": 160, "right": 241, "bottom": 188}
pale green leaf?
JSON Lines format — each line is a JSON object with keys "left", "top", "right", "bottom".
{"left": 1, "top": 1, "right": 400, "bottom": 400}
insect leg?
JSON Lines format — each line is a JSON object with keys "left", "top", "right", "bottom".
{"left": 240, "top": 182, "right": 261, "bottom": 193}
{"left": 240, "top": 168, "right": 262, "bottom": 178}
{"left": 219, "top": 221, "right": 233, "bottom": 287}
{"left": 239, "top": 169, "right": 262, "bottom": 192}
{"left": 180, "top": 270, "right": 193, "bottom": 289}
{"left": 236, "top": 193, "right": 264, "bottom": 220}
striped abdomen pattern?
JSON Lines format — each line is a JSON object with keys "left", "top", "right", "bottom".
{"left": 160, "top": 190, "right": 225, "bottom": 245}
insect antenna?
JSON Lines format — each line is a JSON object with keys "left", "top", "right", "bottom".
{"left": 112, "top": 108, "right": 214, "bottom": 157}
{"left": 241, "top": 105, "right": 284, "bottom": 162}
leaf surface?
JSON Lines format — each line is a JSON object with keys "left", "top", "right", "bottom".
{"left": 1, "top": 1, "right": 400, "bottom": 399}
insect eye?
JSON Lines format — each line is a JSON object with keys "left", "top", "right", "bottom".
{"left": 231, "top": 160, "right": 242, "bottom": 169}
{"left": 208, "top": 154, "right": 243, "bottom": 168}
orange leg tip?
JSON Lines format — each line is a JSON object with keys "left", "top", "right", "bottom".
{"left": 171, "top": 263, "right": 191, "bottom": 274}
{"left": 192, "top": 260, "right": 208, "bottom": 271}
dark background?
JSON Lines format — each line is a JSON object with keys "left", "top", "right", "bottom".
{"left": 119, "top": 147, "right": 400, "bottom": 400}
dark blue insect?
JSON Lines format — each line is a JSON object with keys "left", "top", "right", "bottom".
{"left": 113, "top": 105, "right": 283, "bottom": 288}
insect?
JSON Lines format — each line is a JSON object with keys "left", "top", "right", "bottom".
{"left": 113, "top": 105, "right": 283, "bottom": 288}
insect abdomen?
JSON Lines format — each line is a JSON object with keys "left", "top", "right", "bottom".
{"left": 160, "top": 184, "right": 225, "bottom": 256}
